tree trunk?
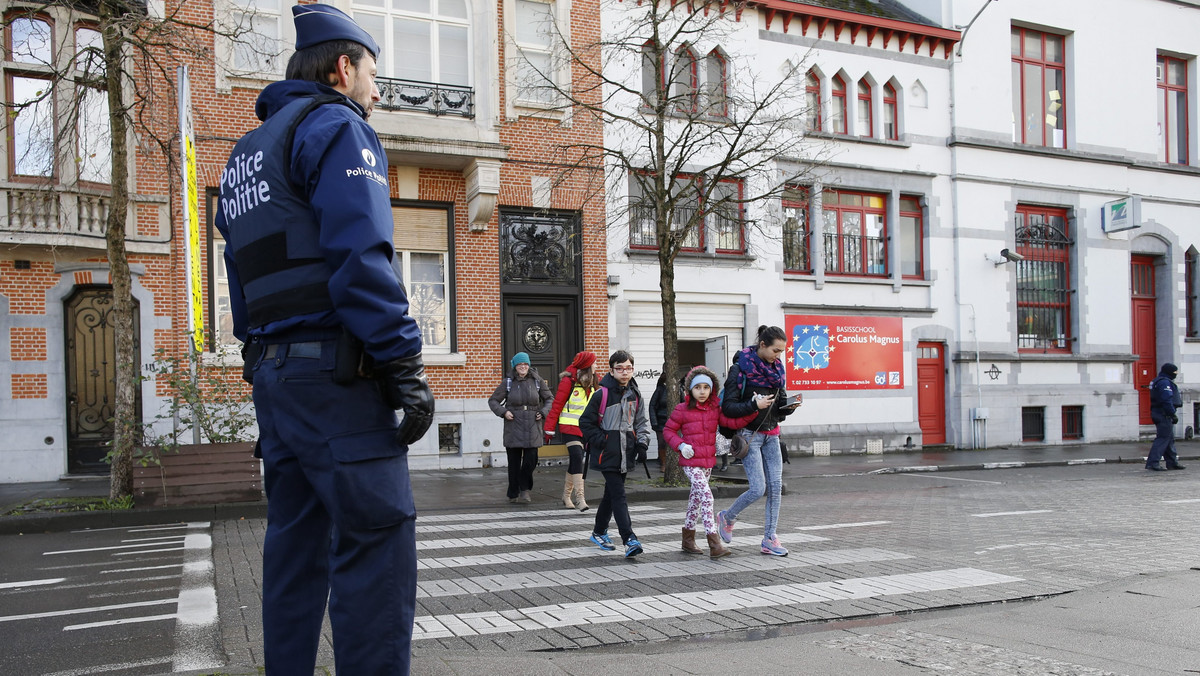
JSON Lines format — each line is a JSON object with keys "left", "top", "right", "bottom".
{"left": 101, "top": 3, "right": 137, "bottom": 500}
{"left": 657, "top": 249, "right": 686, "bottom": 485}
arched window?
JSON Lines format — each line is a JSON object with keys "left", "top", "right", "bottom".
{"left": 831, "top": 75, "right": 847, "bottom": 134}
{"left": 804, "top": 70, "right": 821, "bottom": 132}
{"left": 641, "top": 40, "right": 664, "bottom": 106}
{"left": 883, "top": 83, "right": 898, "bottom": 140}
{"left": 705, "top": 49, "right": 727, "bottom": 117}
{"left": 856, "top": 78, "right": 872, "bottom": 137}
{"left": 672, "top": 45, "right": 698, "bottom": 113}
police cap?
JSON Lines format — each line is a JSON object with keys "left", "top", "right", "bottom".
{"left": 293, "top": 4, "right": 381, "bottom": 59}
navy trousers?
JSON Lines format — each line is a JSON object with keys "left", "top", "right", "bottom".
{"left": 593, "top": 470, "right": 634, "bottom": 544}
{"left": 1147, "top": 410, "right": 1181, "bottom": 468}
{"left": 253, "top": 341, "right": 417, "bottom": 675}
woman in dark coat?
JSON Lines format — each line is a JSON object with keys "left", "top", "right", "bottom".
{"left": 489, "top": 352, "right": 553, "bottom": 503}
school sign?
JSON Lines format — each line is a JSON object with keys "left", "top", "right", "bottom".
{"left": 784, "top": 315, "right": 904, "bottom": 390}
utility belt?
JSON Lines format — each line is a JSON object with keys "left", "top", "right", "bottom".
{"left": 241, "top": 328, "right": 370, "bottom": 385}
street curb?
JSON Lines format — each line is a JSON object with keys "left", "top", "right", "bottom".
{"left": 0, "top": 501, "right": 266, "bottom": 536}
{"left": 866, "top": 454, "right": 1198, "bottom": 475}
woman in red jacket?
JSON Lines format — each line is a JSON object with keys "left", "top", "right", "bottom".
{"left": 663, "top": 366, "right": 768, "bottom": 558}
{"left": 544, "top": 351, "right": 597, "bottom": 510}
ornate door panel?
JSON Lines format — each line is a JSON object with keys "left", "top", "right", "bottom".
{"left": 503, "top": 299, "right": 576, "bottom": 388}
{"left": 65, "top": 286, "right": 140, "bottom": 475}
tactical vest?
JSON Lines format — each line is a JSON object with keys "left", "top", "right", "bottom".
{"left": 219, "top": 95, "right": 346, "bottom": 330}
{"left": 558, "top": 385, "right": 591, "bottom": 427}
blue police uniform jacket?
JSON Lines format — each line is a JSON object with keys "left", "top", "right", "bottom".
{"left": 214, "top": 80, "right": 422, "bottom": 362}
{"left": 1150, "top": 374, "right": 1182, "bottom": 417}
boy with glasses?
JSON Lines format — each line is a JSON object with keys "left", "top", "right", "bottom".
{"left": 579, "top": 351, "right": 652, "bottom": 557}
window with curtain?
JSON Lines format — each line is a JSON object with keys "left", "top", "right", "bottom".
{"left": 512, "top": 0, "right": 558, "bottom": 105}
{"left": 1011, "top": 26, "right": 1066, "bottom": 148}
{"left": 1157, "top": 54, "right": 1188, "bottom": 164}
{"left": 230, "top": 0, "right": 285, "bottom": 75}
{"left": 353, "top": 0, "right": 470, "bottom": 86}
{"left": 1015, "top": 205, "right": 1072, "bottom": 352}
{"left": 392, "top": 205, "right": 453, "bottom": 352}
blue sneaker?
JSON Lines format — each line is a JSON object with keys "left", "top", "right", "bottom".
{"left": 624, "top": 538, "right": 643, "bottom": 558}
{"left": 761, "top": 535, "right": 788, "bottom": 557}
{"left": 590, "top": 532, "right": 615, "bottom": 551}
{"left": 716, "top": 510, "right": 735, "bottom": 544}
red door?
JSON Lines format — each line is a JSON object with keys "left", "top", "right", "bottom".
{"left": 917, "top": 342, "right": 946, "bottom": 444}
{"left": 1131, "top": 256, "right": 1157, "bottom": 425}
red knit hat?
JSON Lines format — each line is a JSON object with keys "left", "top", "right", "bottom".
{"left": 571, "top": 351, "right": 596, "bottom": 370}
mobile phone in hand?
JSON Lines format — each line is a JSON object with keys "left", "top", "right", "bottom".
{"left": 783, "top": 393, "right": 802, "bottom": 408}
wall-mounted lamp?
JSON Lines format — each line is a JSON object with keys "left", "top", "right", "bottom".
{"left": 986, "top": 248, "right": 1025, "bottom": 266}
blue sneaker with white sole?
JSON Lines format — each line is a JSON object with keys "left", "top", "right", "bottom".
{"left": 624, "top": 538, "right": 643, "bottom": 558}
{"left": 589, "top": 532, "right": 615, "bottom": 551}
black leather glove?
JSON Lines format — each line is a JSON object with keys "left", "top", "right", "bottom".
{"left": 1172, "top": 415, "right": 1179, "bottom": 424}
{"left": 635, "top": 442, "right": 648, "bottom": 464}
{"left": 376, "top": 354, "right": 435, "bottom": 446}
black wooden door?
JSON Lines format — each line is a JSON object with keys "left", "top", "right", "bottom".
{"left": 65, "top": 286, "right": 140, "bottom": 475}
{"left": 503, "top": 297, "right": 577, "bottom": 388}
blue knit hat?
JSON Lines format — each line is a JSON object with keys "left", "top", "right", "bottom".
{"left": 293, "top": 4, "right": 381, "bottom": 58}
{"left": 511, "top": 352, "right": 531, "bottom": 368}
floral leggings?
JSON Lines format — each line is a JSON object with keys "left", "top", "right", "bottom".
{"left": 682, "top": 466, "right": 716, "bottom": 533}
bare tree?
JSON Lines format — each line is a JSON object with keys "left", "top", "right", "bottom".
{"left": 3, "top": 0, "right": 270, "bottom": 498}
{"left": 511, "top": 0, "right": 821, "bottom": 481}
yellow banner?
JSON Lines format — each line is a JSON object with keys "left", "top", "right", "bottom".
{"left": 179, "top": 66, "right": 204, "bottom": 353}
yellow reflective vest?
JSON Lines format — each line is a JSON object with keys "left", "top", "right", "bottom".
{"left": 558, "top": 385, "right": 591, "bottom": 428}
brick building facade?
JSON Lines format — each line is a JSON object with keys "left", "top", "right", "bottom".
{"left": 0, "top": 0, "right": 606, "bottom": 482}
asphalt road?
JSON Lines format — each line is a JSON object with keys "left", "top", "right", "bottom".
{"left": 3, "top": 462, "right": 1199, "bottom": 675}
{"left": 0, "top": 522, "right": 221, "bottom": 675}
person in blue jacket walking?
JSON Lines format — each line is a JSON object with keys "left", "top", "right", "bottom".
{"left": 1147, "top": 362, "right": 1185, "bottom": 471}
{"left": 214, "top": 5, "right": 434, "bottom": 674}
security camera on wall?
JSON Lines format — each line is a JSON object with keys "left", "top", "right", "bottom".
{"left": 1000, "top": 248, "right": 1024, "bottom": 262}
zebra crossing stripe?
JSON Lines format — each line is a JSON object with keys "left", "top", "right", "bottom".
{"left": 418, "top": 510, "right": 684, "bottom": 535}
{"left": 417, "top": 505, "right": 664, "bottom": 523}
{"left": 417, "top": 548, "right": 914, "bottom": 598}
{"left": 411, "top": 568, "right": 1023, "bottom": 640}
{"left": 416, "top": 523, "right": 829, "bottom": 551}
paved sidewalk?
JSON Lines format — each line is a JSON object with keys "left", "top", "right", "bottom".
{"left": 0, "top": 439, "right": 1191, "bottom": 534}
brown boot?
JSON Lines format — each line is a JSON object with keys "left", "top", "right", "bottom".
{"left": 572, "top": 474, "right": 589, "bottom": 512}
{"left": 562, "top": 473, "right": 576, "bottom": 509}
{"left": 681, "top": 528, "right": 704, "bottom": 554}
{"left": 707, "top": 533, "right": 731, "bottom": 558}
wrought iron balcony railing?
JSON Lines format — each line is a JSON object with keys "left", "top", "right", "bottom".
{"left": 376, "top": 77, "right": 475, "bottom": 118}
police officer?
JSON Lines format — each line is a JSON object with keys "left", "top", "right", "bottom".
{"left": 214, "top": 5, "right": 433, "bottom": 674}
{"left": 1147, "top": 362, "right": 1185, "bottom": 471}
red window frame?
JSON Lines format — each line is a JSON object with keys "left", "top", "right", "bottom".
{"left": 899, "top": 195, "right": 923, "bottom": 279}
{"left": 641, "top": 40, "right": 666, "bottom": 107}
{"left": 673, "top": 45, "right": 699, "bottom": 113}
{"left": 1011, "top": 27, "right": 1067, "bottom": 148}
{"left": 1158, "top": 55, "right": 1189, "bottom": 164}
{"left": 706, "top": 49, "right": 728, "bottom": 118}
{"left": 831, "top": 74, "right": 847, "bottom": 134}
{"left": 822, "top": 189, "right": 888, "bottom": 277}
{"left": 1015, "top": 205, "right": 1072, "bottom": 353}
{"left": 710, "top": 177, "right": 745, "bottom": 254}
{"left": 1187, "top": 246, "right": 1198, "bottom": 337}
{"left": 805, "top": 69, "right": 822, "bottom": 132}
{"left": 782, "top": 185, "right": 811, "bottom": 273}
{"left": 628, "top": 171, "right": 705, "bottom": 254}
{"left": 883, "top": 83, "right": 898, "bottom": 140}
{"left": 857, "top": 79, "right": 873, "bottom": 137}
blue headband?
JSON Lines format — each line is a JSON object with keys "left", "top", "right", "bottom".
{"left": 690, "top": 374, "right": 713, "bottom": 389}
